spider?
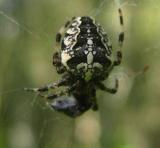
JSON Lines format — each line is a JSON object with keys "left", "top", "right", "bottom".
{"left": 25, "top": 8, "right": 124, "bottom": 117}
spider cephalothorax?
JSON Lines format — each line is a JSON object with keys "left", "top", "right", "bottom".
{"left": 25, "top": 9, "right": 124, "bottom": 117}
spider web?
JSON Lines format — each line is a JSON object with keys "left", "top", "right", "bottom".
{"left": 0, "top": 0, "right": 160, "bottom": 148}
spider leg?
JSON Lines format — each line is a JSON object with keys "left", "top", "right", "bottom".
{"left": 25, "top": 79, "right": 79, "bottom": 98}
{"left": 39, "top": 93, "right": 58, "bottom": 100}
{"left": 38, "top": 90, "right": 68, "bottom": 100}
{"left": 96, "top": 79, "right": 118, "bottom": 94}
{"left": 24, "top": 75, "right": 69, "bottom": 93}
{"left": 52, "top": 51, "right": 65, "bottom": 74}
{"left": 114, "top": 8, "right": 124, "bottom": 66}
{"left": 42, "top": 81, "right": 78, "bottom": 99}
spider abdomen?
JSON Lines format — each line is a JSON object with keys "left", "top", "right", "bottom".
{"left": 61, "top": 16, "right": 113, "bottom": 81}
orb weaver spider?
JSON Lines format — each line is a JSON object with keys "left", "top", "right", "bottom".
{"left": 25, "top": 8, "right": 124, "bottom": 117}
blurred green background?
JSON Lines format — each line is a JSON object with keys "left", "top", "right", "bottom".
{"left": 0, "top": 0, "right": 160, "bottom": 148}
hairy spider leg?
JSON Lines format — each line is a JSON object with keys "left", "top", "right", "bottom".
{"left": 114, "top": 8, "right": 124, "bottom": 66}
{"left": 52, "top": 52, "right": 66, "bottom": 74}
{"left": 24, "top": 76, "right": 69, "bottom": 93}
{"left": 37, "top": 81, "right": 78, "bottom": 100}
{"left": 38, "top": 81, "right": 79, "bottom": 100}
{"left": 96, "top": 79, "right": 118, "bottom": 94}
{"left": 24, "top": 77, "right": 79, "bottom": 100}
{"left": 100, "top": 8, "right": 123, "bottom": 95}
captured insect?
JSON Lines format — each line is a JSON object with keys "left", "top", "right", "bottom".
{"left": 25, "top": 8, "right": 124, "bottom": 117}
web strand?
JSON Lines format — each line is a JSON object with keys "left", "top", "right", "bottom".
{"left": 0, "top": 88, "right": 23, "bottom": 96}
{"left": 89, "top": 0, "right": 107, "bottom": 17}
